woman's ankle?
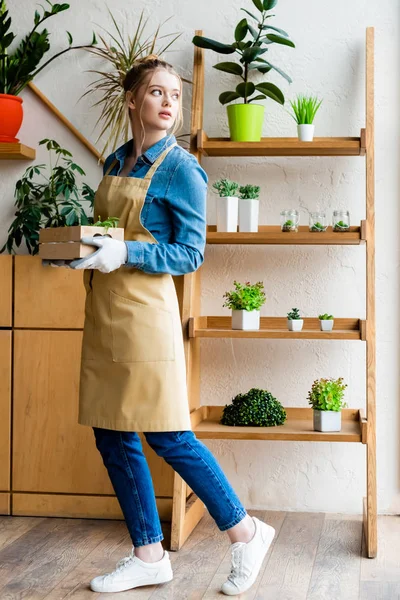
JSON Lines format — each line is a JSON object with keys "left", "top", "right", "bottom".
{"left": 226, "top": 514, "right": 256, "bottom": 544}
{"left": 134, "top": 541, "right": 164, "bottom": 563}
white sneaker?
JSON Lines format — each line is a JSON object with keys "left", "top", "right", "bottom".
{"left": 221, "top": 516, "right": 275, "bottom": 596}
{"left": 89, "top": 548, "right": 173, "bottom": 593}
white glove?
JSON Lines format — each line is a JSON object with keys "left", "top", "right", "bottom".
{"left": 69, "top": 236, "right": 128, "bottom": 273}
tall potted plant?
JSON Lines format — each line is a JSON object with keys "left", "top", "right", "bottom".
{"left": 238, "top": 184, "right": 260, "bottom": 232}
{"left": 307, "top": 377, "right": 348, "bottom": 432}
{"left": 212, "top": 178, "right": 240, "bottom": 232}
{"left": 0, "top": 0, "right": 96, "bottom": 142}
{"left": 192, "top": 0, "right": 295, "bottom": 142}
{"left": 223, "top": 280, "right": 266, "bottom": 330}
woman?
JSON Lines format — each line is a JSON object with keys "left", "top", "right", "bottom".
{"left": 69, "top": 54, "right": 275, "bottom": 596}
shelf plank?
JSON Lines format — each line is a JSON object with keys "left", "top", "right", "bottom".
{"left": 198, "top": 130, "right": 363, "bottom": 157}
{"left": 191, "top": 406, "right": 363, "bottom": 442}
{"left": 0, "top": 143, "right": 36, "bottom": 160}
{"left": 189, "top": 317, "right": 365, "bottom": 340}
{"left": 207, "top": 225, "right": 364, "bottom": 245}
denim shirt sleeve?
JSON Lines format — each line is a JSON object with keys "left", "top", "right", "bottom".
{"left": 125, "top": 155, "right": 208, "bottom": 276}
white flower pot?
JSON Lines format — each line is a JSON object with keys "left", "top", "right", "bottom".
{"left": 320, "top": 319, "right": 334, "bottom": 331}
{"left": 238, "top": 199, "right": 259, "bottom": 232}
{"left": 232, "top": 309, "right": 260, "bottom": 330}
{"left": 297, "top": 124, "right": 315, "bottom": 142}
{"left": 287, "top": 319, "right": 304, "bottom": 331}
{"left": 313, "top": 409, "right": 342, "bottom": 432}
{"left": 216, "top": 196, "right": 238, "bottom": 232}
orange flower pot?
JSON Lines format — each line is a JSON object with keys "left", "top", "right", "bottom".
{"left": 0, "top": 94, "right": 23, "bottom": 142}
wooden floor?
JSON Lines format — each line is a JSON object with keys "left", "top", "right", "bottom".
{"left": 0, "top": 510, "right": 399, "bottom": 599}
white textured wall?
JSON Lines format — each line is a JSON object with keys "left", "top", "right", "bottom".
{"left": 2, "top": 0, "right": 399, "bottom": 514}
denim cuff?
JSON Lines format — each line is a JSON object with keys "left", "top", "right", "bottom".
{"left": 125, "top": 241, "right": 144, "bottom": 268}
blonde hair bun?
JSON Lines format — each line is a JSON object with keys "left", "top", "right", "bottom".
{"left": 136, "top": 53, "right": 159, "bottom": 64}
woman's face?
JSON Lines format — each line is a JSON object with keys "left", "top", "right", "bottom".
{"left": 128, "top": 69, "right": 181, "bottom": 132}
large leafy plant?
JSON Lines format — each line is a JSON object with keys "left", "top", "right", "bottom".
{"left": 221, "top": 387, "right": 286, "bottom": 426}
{"left": 0, "top": 139, "right": 95, "bottom": 255}
{"left": 223, "top": 280, "right": 266, "bottom": 312}
{"left": 0, "top": 0, "right": 97, "bottom": 96}
{"left": 192, "top": 0, "right": 294, "bottom": 106}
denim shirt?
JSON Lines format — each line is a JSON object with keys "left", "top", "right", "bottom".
{"left": 102, "top": 134, "right": 208, "bottom": 276}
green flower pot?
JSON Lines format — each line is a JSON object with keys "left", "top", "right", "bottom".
{"left": 227, "top": 104, "right": 265, "bottom": 142}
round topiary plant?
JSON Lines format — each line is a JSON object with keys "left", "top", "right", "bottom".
{"left": 220, "top": 388, "right": 286, "bottom": 427}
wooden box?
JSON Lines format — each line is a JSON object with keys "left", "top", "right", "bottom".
{"left": 38, "top": 226, "right": 125, "bottom": 260}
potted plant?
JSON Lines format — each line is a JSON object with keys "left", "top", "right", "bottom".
{"left": 289, "top": 94, "right": 322, "bottom": 142}
{"left": 223, "top": 280, "right": 266, "bottom": 330}
{"left": 192, "top": 0, "right": 295, "bottom": 142}
{"left": 332, "top": 210, "right": 350, "bottom": 232}
{"left": 307, "top": 377, "right": 348, "bottom": 432}
{"left": 309, "top": 211, "right": 327, "bottom": 232}
{"left": 0, "top": 139, "right": 96, "bottom": 255}
{"left": 81, "top": 8, "right": 186, "bottom": 159}
{"left": 0, "top": 0, "right": 96, "bottom": 142}
{"left": 238, "top": 184, "right": 260, "bottom": 232}
{"left": 212, "top": 178, "right": 240, "bottom": 232}
{"left": 280, "top": 209, "right": 299, "bottom": 232}
{"left": 318, "top": 313, "right": 334, "bottom": 332}
{"left": 287, "top": 307, "right": 303, "bottom": 331}
{"left": 220, "top": 387, "right": 286, "bottom": 426}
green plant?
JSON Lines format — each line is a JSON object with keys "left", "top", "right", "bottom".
{"left": 318, "top": 313, "right": 334, "bottom": 320}
{"left": 80, "top": 8, "right": 186, "bottom": 158}
{"left": 310, "top": 222, "right": 325, "bottom": 232}
{"left": 289, "top": 94, "right": 322, "bottom": 125}
{"left": 212, "top": 178, "right": 240, "bottom": 197}
{"left": 333, "top": 220, "right": 350, "bottom": 231}
{"left": 0, "top": 0, "right": 97, "bottom": 95}
{"left": 307, "top": 377, "right": 348, "bottom": 412}
{"left": 221, "top": 387, "right": 286, "bottom": 426}
{"left": 287, "top": 307, "right": 301, "bottom": 320}
{"left": 238, "top": 184, "right": 260, "bottom": 200}
{"left": 192, "top": 0, "right": 295, "bottom": 106}
{"left": 223, "top": 280, "right": 266, "bottom": 311}
{"left": 282, "top": 219, "right": 297, "bottom": 232}
{"left": 0, "top": 139, "right": 95, "bottom": 255}
{"left": 92, "top": 215, "right": 120, "bottom": 233}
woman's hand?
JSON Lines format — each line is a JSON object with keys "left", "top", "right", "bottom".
{"left": 69, "top": 236, "right": 128, "bottom": 273}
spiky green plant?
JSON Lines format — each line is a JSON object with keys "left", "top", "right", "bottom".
{"left": 239, "top": 184, "right": 260, "bottom": 200}
{"left": 287, "top": 307, "right": 301, "bottom": 320}
{"left": 212, "top": 178, "right": 240, "bottom": 197}
{"left": 80, "top": 8, "right": 186, "bottom": 159}
{"left": 289, "top": 94, "right": 322, "bottom": 125}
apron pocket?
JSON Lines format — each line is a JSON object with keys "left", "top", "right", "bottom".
{"left": 110, "top": 289, "right": 175, "bottom": 363}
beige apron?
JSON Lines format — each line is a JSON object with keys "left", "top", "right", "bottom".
{"left": 78, "top": 142, "right": 192, "bottom": 432}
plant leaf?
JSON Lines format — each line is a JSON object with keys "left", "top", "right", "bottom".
{"left": 192, "top": 35, "right": 235, "bottom": 54}
{"left": 266, "top": 33, "right": 295, "bottom": 47}
{"left": 236, "top": 81, "right": 255, "bottom": 98}
{"left": 234, "top": 18, "right": 248, "bottom": 42}
{"left": 255, "top": 82, "right": 285, "bottom": 104}
{"left": 213, "top": 62, "right": 243, "bottom": 76}
{"left": 252, "top": 0, "right": 264, "bottom": 12}
{"left": 240, "top": 8, "right": 259, "bottom": 21}
{"left": 219, "top": 91, "right": 240, "bottom": 105}
{"left": 263, "top": 0, "right": 278, "bottom": 9}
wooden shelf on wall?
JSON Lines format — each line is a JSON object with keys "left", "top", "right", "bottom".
{"left": 197, "top": 129, "right": 365, "bottom": 157}
{"left": 190, "top": 406, "right": 366, "bottom": 443}
{"left": 189, "top": 317, "right": 366, "bottom": 341}
{"left": 0, "top": 143, "right": 36, "bottom": 160}
{"left": 207, "top": 224, "right": 366, "bottom": 245}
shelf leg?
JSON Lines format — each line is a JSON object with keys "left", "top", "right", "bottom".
{"left": 170, "top": 472, "right": 205, "bottom": 551}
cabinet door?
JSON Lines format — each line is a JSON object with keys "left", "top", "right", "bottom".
{"left": 14, "top": 256, "right": 86, "bottom": 329}
{"left": 12, "top": 330, "right": 174, "bottom": 497}
{"left": 0, "top": 256, "right": 12, "bottom": 327}
{"left": 0, "top": 331, "right": 11, "bottom": 506}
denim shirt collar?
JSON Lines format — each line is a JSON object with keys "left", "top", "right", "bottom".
{"left": 114, "top": 134, "right": 176, "bottom": 166}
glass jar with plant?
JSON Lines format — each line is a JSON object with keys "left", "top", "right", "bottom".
{"left": 220, "top": 387, "right": 286, "bottom": 427}
{"left": 333, "top": 209, "right": 350, "bottom": 232}
{"left": 287, "top": 307, "right": 303, "bottom": 331}
{"left": 212, "top": 178, "right": 240, "bottom": 232}
{"left": 0, "top": 138, "right": 97, "bottom": 256}
{"left": 0, "top": 0, "right": 97, "bottom": 142}
{"left": 309, "top": 211, "right": 327, "bottom": 232}
{"left": 238, "top": 184, "right": 260, "bottom": 232}
{"left": 307, "top": 377, "right": 348, "bottom": 432}
{"left": 192, "top": 0, "right": 295, "bottom": 142}
{"left": 223, "top": 280, "right": 266, "bottom": 330}
{"left": 289, "top": 94, "right": 322, "bottom": 142}
{"left": 280, "top": 209, "right": 299, "bottom": 232}
{"left": 318, "top": 313, "right": 334, "bottom": 332}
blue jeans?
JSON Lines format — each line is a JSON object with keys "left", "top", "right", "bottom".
{"left": 93, "top": 428, "right": 247, "bottom": 547}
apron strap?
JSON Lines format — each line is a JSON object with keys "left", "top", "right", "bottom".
{"left": 143, "top": 142, "right": 178, "bottom": 180}
{"left": 105, "top": 158, "right": 118, "bottom": 176}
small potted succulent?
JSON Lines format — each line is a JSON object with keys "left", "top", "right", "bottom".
{"left": 280, "top": 209, "right": 299, "bottom": 232}
{"left": 307, "top": 377, "right": 348, "bottom": 432}
{"left": 289, "top": 94, "right": 322, "bottom": 142}
{"left": 333, "top": 210, "right": 350, "bottom": 232}
{"left": 287, "top": 307, "right": 303, "bottom": 331}
{"left": 223, "top": 280, "right": 266, "bottom": 330}
{"left": 238, "top": 184, "right": 260, "bottom": 232}
{"left": 220, "top": 387, "right": 286, "bottom": 427}
{"left": 309, "top": 211, "right": 327, "bottom": 232}
{"left": 318, "top": 313, "right": 334, "bottom": 332}
{"left": 212, "top": 178, "right": 239, "bottom": 232}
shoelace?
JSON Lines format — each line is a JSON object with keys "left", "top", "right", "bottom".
{"left": 105, "top": 549, "right": 136, "bottom": 581}
{"left": 227, "top": 543, "right": 245, "bottom": 582}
